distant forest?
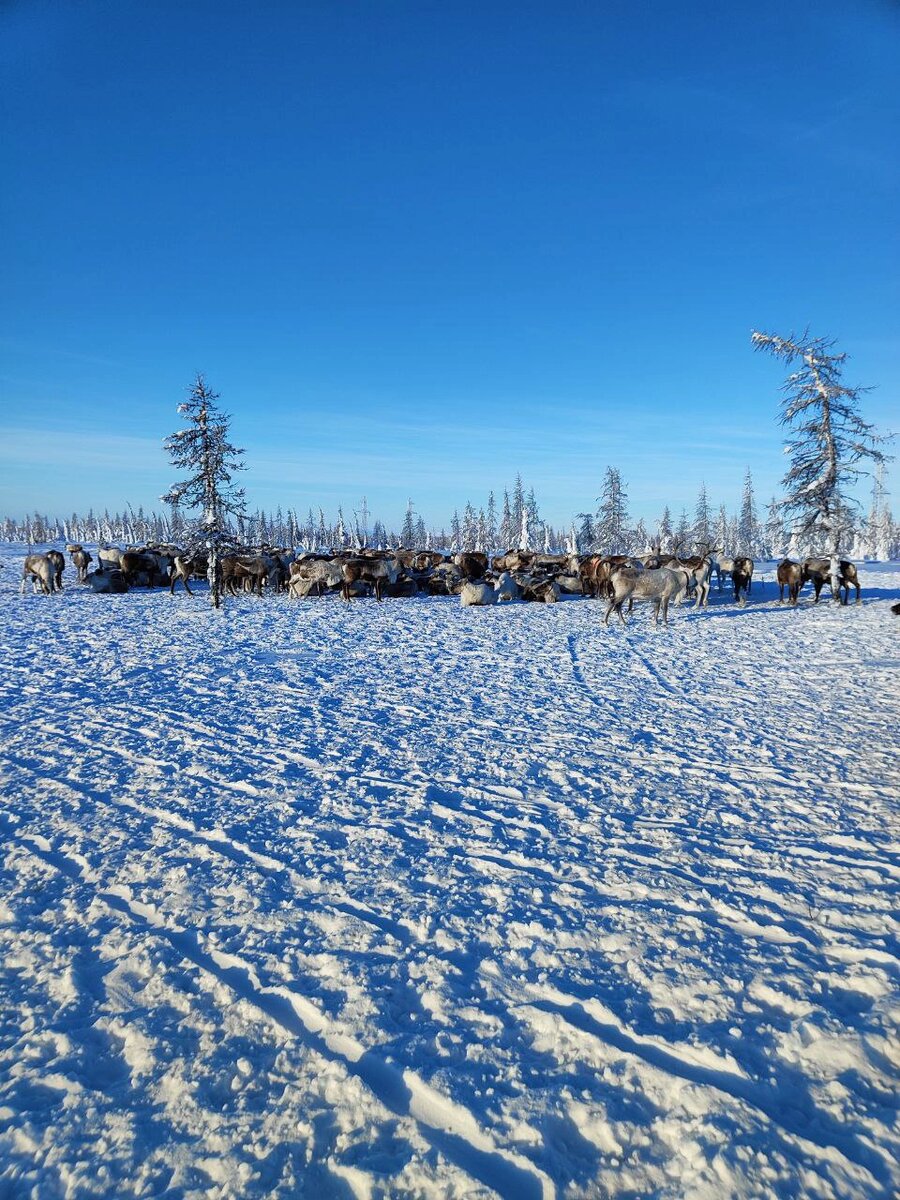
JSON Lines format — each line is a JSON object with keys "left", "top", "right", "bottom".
{"left": 3, "top": 466, "right": 897, "bottom": 560}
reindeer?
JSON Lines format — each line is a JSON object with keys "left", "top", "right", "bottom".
{"left": 454, "top": 552, "right": 489, "bottom": 581}
{"left": 519, "top": 577, "right": 561, "bottom": 603}
{"left": 427, "top": 562, "right": 464, "bottom": 595}
{"left": 776, "top": 559, "right": 803, "bottom": 605}
{"left": 44, "top": 550, "right": 65, "bottom": 590}
{"left": 97, "top": 546, "right": 125, "bottom": 572}
{"left": 494, "top": 571, "right": 520, "bottom": 602}
{"left": 604, "top": 567, "right": 684, "bottom": 627}
{"left": 492, "top": 550, "right": 534, "bottom": 573}
{"left": 577, "top": 554, "right": 634, "bottom": 598}
{"left": 68, "top": 545, "right": 92, "bottom": 582}
{"left": 20, "top": 553, "right": 56, "bottom": 595}
{"left": 341, "top": 556, "right": 400, "bottom": 601}
{"left": 802, "top": 557, "right": 861, "bottom": 605}
{"left": 120, "top": 550, "right": 170, "bottom": 589}
{"left": 222, "top": 556, "right": 270, "bottom": 597}
{"left": 86, "top": 567, "right": 129, "bottom": 593}
{"left": 732, "top": 556, "right": 754, "bottom": 594}
{"left": 672, "top": 543, "right": 716, "bottom": 607}
{"left": 711, "top": 555, "right": 735, "bottom": 591}
{"left": 169, "top": 554, "right": 201, "bottom": 596}
{"left": 288, "top": 557, "right": 344, "bottom": 597}
{"left": 732, "top": 558, "right": 753, "bottom": 605}
{"left": 460, "top": 581, "right": 497, "bottom": 607}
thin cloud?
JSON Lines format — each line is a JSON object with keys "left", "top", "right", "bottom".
{"left": 0, "top": 428, "right": 165, "bottom": 471}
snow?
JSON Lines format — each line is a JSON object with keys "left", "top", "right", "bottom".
{"left": 1, "top": 546, "right": 899, "bottom": 1199}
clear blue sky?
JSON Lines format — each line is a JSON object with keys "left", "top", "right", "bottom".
{"left": 2, "top": 0, "right": 898, "bottom": 530}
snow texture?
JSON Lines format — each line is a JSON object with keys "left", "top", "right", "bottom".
{"left": 1, "top": 547, "right": 899, "bottom": 1199}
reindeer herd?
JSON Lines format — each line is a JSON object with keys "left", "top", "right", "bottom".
{"left": 14, "top": 539, "right": 866, "bottom": 625}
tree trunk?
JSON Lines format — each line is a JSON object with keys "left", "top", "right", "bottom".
{"left": 207, "top": 540, "right": 221, "bottom": 609}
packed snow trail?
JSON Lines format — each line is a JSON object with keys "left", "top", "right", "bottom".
{"left": 1, "top": 549, "right": 898, "bottom": 1198}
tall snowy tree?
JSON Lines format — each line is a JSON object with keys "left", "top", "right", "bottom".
{"left": 675, "top": 507, "right": 691, "bottom": 552}
{"left": 399, "top": 499, "right": 415, "bottom": 547}
{"left": 486, "top": 491, "right": 498, "bottom": 550}
{"left": 518, "top": 502, "right": 533, "bottom": 551}
{"left": 715, "top": 504, "right": 729, "bottom": 553}
{"left": 576, "top": 512, "right": 595, "bottom": 553}
{"left": 357, "top": 496, "right": 370, "bottom": 547}
{"left": 765, "top": 497, "right": 786, "bottom": 560}
{"left": 526, "top": 487, "right": 541, "bottom": 535}
{"left": 657, "top": 506, "right": 673, "bottom": 552}
{"left": 511, "top": 474, "right": 526, "bottom": 538}
{"left": 694, "top": 482, "right": 712, "bottom": 549}
{"left": 162, "top": 374, "right": 246, "bottom": 608}
{"left": 738, "top": 468, "right": 759, "bottom": 554}
{"left": 475, "top": 508, "right": 488, "bottom": 552}
{"left": 752, "top": 330, "right": 891, "bottom": 564}
{"left": 461, "top": 502, "right": 477, "bottom": 551}
{"left": 596, "top": 467, "right": 629, "bottom": 552}
{"left": 864, "top": 463, "right": 891, "bottom": 561}
{"left": 499, "top": 491, "right": 514, "bottom": 549}
{"left": 450, "top": 509, "right": 461, "bottom": 552}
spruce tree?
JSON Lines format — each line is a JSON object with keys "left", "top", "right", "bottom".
{"left": 162, "top": 374, "right": 246, "bottom": 608}
{"left": 752, "top": 329, "right": 890, "bottom": 558}
{"left": 512, "top": 474, "right": 526, "bottom": 537}
{"left": 596, "top": 467, "right": 629, "bottom": 552}
{"left": 486, "top": 491, "right": 498, "bottom": 550}
{"left": 401, "top": 499, "right": 416, "bottom": 547}
{"left": 738, "top": 468, "right": 759, "bottom": 555}
{"left": 694, "top": 482, "right": 711, "bottom": 549}
{"left": 499, "top": 491, "right": 514, "bottom": 549}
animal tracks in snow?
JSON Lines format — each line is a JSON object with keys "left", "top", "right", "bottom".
{"left": 2, "top": 552, "right": 899, "bottom": 1198}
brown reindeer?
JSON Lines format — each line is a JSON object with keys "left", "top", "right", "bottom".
{"left": 68, "top": 546, "right": 92, "bottom": 582}
{"left": 802, "top": 557, "right": 861, "bottom": 605}
{"left": 222, "top": 556, "right": 270, "bottom": 596}
{"left": 492, "top": 550, "right": 535, "bottom": 573}
{"left": 455, "top": 552, "right": 489, "bottom": 581}
{"left": 46, "top": 550, "right": 65, "bottom": 590}
{"left": 732, "top": 558, "right": 753, "bottom": 605}
{"left": 120, "top": 550, "right": 169, "bottom": 589}
{"left": 169, "top": 555, "right": 200, "bottom": 596}
{"left": 341, "top": 556, "right": 400, "bottom": 601}
{"left": 776, "top": 559, "right": 803, "bottom": 605}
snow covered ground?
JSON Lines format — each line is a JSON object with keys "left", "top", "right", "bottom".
{"left": 1, "top": 546, "right": 898, "bottom": 1200}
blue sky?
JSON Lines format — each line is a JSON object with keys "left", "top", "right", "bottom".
{"left": 1, "top": 0, "right": 898, "bottom": 530}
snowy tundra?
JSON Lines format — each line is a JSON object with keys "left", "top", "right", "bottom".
{"left": 1, "top": 546, "right": 898, "bottom": 1200}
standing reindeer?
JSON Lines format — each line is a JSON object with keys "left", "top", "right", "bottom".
{"left": 732, "top": 558, "right": 754, "bottom": 605}
{"left": 67, "top": 545, "right": 92, "bottom": 583}
{"left": 20, "top": 554, "right": 56, "bottom": 595}
{"left": 776, "top": 559, "right": 803, "bottom": 605}
{"left": 802, "top": 557, "right": 861, "bottom": 605}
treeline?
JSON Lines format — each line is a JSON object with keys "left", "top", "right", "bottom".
{"left": 3, "top": 466, "right": 898, "bottom": 560}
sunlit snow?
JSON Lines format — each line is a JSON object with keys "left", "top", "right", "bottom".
{"left": 1, "top": 547, "right": 898, "bottom": 1199}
